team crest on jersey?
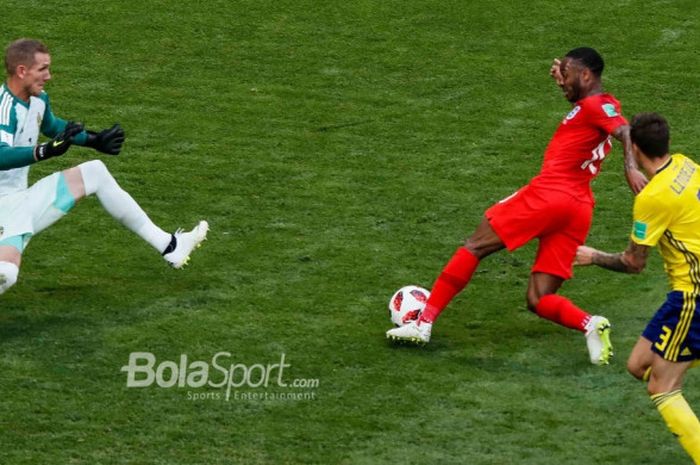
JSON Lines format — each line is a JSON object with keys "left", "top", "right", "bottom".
{"left": 602, "top": 103, "right": 618, "bottom": 117}
{"left": 565, "top": 105, "right": 581, "bottom": 122}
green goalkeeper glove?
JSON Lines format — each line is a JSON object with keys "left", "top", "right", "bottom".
{"left": 34, "top": 121, "right": 84, "bottom": 161}
{"left": 85, "top": 123, "right": 125, "bottom": 155}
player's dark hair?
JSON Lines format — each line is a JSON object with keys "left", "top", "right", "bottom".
{"left": 630, "top": 113, "right": 670, "bottom": 158}
{"left": 4, "top": 39, "right": 49, "bottom": 76}
{"left": 565, "top": 47, "right": 604, "bottom": 77}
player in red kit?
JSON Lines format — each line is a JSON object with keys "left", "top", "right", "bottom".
{"left": 387, "top": 47, "right": 648, "bottom": 365}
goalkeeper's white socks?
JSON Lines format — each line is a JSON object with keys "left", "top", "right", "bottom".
{"left": 78, "top": 160, "right": 171, "bottom": 253}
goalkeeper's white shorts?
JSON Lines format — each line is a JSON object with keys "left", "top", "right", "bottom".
{"left": 0, "top": 172, "right": 75, "bottom": 253}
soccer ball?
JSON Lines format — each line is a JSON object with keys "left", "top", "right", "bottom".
{"left": 388, "top": 285, "right": 430, "bottom": 327}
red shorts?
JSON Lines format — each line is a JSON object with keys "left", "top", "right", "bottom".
{"left": 485, "top": 184, "right": 593, "bottom": 280}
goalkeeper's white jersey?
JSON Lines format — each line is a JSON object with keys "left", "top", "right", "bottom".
{"left": 0, "top": 84, "right": 47, "bottom": 196}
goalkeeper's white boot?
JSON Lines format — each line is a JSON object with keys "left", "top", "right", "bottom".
{"left": 386, "top": 320, "right": 432, "bottom": 345}
{"left": 585, "top": 315, "right": 613, "bottom": 365}
{"left": 163, "top": 220, "right": 209, "bottom": 269}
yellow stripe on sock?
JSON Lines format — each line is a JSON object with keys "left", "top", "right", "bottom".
{"left": 651, "top": 389, "right": 682, "bottom": 408}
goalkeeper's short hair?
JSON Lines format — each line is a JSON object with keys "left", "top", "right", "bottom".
{"left": 5, "top": 38, "right": 49, "bottom": 76}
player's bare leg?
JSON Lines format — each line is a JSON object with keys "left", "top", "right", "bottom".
{"left": 386, "top": 217, "right": 505, "bottom": 344}
{"left": 463, "top": 217, "right": 508, "bottom": 259}
{"left": 646, "top": 356, "right": 700, "bottom": 462}
{"left": 625, "top": 307, "right": 700, "bottom": 461}
{"left": 627, "top": 336, "right": 655, "bottom": 381}
{"left": 526, "top": 272, "right": 564, "bottom": 308}
{"left": 527, "top": 272, "right": 612, "bottom": 365}
{"left": 0, "top": 246, "right": 21, "bottom": 295}
{"left": 629, "top": 336, "right": 700, "bottom": 382}
{"left": 62, "top": 162, "right": 208, "bottom": 268}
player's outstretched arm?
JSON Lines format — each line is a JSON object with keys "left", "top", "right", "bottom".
{"left": 84, "top": 123, "right": 125, "bottom": 155}
{"left": 612, "top": 125, "right": 648, "bottom": 194}
{"left": 575, "top": 242, "right": 649, "bottom": 274}
{"left": 34, "top": 121, "right": 84, "bottom": 162}
{"left": 0, "top": 143, "right": 35, "bottom": 170}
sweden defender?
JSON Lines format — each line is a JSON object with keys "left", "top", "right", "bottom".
{"left": 387, "top": 47, "right": 647, "bottom": 365}
{"left": 577, "top": 113, "right": 700, "bottom": 463}
{"left": 0, "top": 38, "right": 208, "bottom": 295}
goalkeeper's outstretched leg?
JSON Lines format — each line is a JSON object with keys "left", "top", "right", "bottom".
{"left": 61, "top": 160, "right": 208, "bottom": 268}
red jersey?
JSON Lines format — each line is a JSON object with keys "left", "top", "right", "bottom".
{"left": 529, "top": 93, "right": 627, "bottom": 205}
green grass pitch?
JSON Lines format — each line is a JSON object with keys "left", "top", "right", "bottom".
{"left": 1, "top": 1, "right": 699, "bottom": 463}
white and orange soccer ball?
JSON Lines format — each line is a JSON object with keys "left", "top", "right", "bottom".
{"left": 388, "top": 285, "right": 430, "bottom": 327}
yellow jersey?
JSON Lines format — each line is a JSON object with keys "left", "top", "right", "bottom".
{"left": 631, "top": 154, "right": 700, "bottom": 293}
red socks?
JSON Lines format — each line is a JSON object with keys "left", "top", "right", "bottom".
{"left": 534, "top": 294, "right": 590, "bottom": 332}
{"left": 420, "top": 248, "right": 479, "bottom": 323}
{"left": 418, "top": 247, "right": 590, "bottom": 333}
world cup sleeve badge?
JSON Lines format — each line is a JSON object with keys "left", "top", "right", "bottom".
{"left": 601, "top": 103, "right": 619, "bottom": 117}
{"left": 633, "top": 221, "right": 648, "bottom": 240}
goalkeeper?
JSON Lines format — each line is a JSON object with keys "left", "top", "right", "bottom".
{"left": 0, "top": 38, "right": 208, "bottom": 295}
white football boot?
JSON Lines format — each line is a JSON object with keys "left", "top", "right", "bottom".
{"left": 386, "top": 320, "right": 432, "bottom": 345}
{"left": 585, "top": 315, "right": 613, "bottom": 365}
{"left": 163, "top": 220, "right": 209, "bottom": 269}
